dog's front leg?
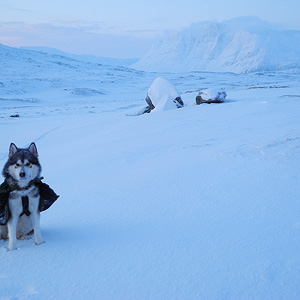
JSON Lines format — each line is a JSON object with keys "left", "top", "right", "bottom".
{"left": 30, "top": 212, "right": 44, "bottom": 245}
{"left": 7, "top": 216, "right": 18, "bottom": 250}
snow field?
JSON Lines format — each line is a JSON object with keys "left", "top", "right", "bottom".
{"left": 1, "top": 43, "right": 300, "bottom": 299}
{"left": 1, "top": 81, "right": 300, "bottom": 299}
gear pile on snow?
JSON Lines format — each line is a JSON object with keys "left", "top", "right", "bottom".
{"left": 196, "top": 89, "right": 227, "bottom": 105}
{"left": 141, "top": 77, "right": 184, "bottom": 114}
{"left": 134, "top": 77, "right": 227, "bottom": 115}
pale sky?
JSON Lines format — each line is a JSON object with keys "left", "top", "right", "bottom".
{"left": 1, "top": 0, "right": 300, "bottom": 58}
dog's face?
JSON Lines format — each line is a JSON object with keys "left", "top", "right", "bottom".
{"left": 3, "top": 143, "right": 41, "bottom": 185}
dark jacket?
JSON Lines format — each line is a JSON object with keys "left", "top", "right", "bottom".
{"left": 0, "top": 178, "right": 59, "bottom": 226}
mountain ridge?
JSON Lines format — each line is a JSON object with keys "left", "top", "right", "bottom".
{"left": 132, "top": 17, "right": 300, "bottom": 73}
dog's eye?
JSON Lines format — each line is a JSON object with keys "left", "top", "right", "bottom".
{"left": 25, "top": 162, "right": 31, "bottom": 167}
{"left": 15, "top": 163, "right": 20, "bottom": 167}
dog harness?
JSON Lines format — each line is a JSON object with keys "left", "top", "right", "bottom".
{"left": 0, "top": 177, "right": 59, "bottom": 225}
{"left": 21, "top": 196, "right": 31, "bottom": 217}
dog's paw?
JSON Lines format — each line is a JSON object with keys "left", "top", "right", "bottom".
{"left": 35, "top": 239, "right": 45, "bottom": 246}
{"left": 19, "top": 235, "right": 32, "bottom": 241}
{"left": 7, "top": 245, "right": 18, "bottom": 251}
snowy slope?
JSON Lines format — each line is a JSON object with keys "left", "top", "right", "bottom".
{"left": 1, "top": 44, "right": 300, "bottom": 300}
{"left": 20, "top": 46, "right": 138, "bottom": 67}
{"left": 0, "top": 43, "right": 148, "bottom": 109}
{"left": 132, "top": 17, "right": 300, "bottom": 73}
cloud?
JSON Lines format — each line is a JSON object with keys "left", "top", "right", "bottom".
{"left": 53, "top": 19, "right": 108, "bottom": 31}
{"left": 0, "top": 3, "right": 35, "bottom": 14}
{"left": 0, "top": 22, "right": 158, "bottom": 58}
{"left": 10, "top": 8, "right": 35, "bottom": 13}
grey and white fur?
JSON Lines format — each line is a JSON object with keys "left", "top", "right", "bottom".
{"left": 1, "top": 143, "right": 44, "bottom": 250}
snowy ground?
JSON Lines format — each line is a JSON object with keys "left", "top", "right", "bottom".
{"left": 0, "top": 56, "right": 300, "bottom": 299}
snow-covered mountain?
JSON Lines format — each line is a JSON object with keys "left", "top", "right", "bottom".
{"left": 132, "top": 17, "right": 300, "bottom": 73}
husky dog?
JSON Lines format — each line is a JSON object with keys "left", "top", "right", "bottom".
{"left": 1, "top": 143, "right": 44, "bottom": 250}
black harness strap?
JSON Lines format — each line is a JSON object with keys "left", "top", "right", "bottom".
{"left": 21, "top": 196, "right": 31, "bottom": 216}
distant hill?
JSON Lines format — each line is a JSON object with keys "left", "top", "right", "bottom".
{"left": 0, "top": 43, "right": 144, "bottom": 104}
{"left": 132, "top": 17, "right": 300, "bottom": 73}
{"left": 20, "top": 46, "right": 138, "bottom": 67}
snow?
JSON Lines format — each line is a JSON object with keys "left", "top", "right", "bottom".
{"left": 1, "top": 44, "right": 300, "bottom": 300}
{"left": 132, "top": 17, "right": 300, "bottom": 73}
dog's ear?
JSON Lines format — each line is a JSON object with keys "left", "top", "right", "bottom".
{"left": 9, "top": 143, "right": 18, "bottom": 158}
{"left": 28, "top": 142, "right": 38, "bottom": 157}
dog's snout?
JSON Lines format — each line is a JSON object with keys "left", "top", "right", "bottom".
{"left": 19, "top": 171, "right": 26, "bottom": 178}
